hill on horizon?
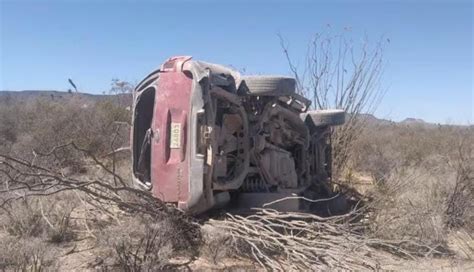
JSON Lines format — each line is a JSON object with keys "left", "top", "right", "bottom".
{"left": 1, "top": 90, "right": 469, "bottom": 127}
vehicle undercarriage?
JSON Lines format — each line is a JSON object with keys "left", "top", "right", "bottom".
{"left": 131, "top": 56, "right": 345, "bottom": 214}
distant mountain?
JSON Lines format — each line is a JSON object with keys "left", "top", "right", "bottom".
{"left": 1, "top": 90, "right": 466, "bottom": 127}
{"left": 357, "top": 113, "right": 395, "bottom": 126}
{"left": 400, "top": 118, "right": 426, "bottom": 124}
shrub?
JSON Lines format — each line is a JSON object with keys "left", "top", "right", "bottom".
{"left": 0, "top": 95, "right": 130, "bottom": 173}
{"left": 368, "top": 167, "right": 452, "bottom": 251}
{"left": 356, "top": 123, "right": 474, "bottom": 253}
{"left": 96, "top": 214, "right": 201, "bottom": 271}
{"left": 0, "top": 235, "right": 58, "bottom": 271}
{"left": 1, "top": 193, "right": 77, "bottom": 243}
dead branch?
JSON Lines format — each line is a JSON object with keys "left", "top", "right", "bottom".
{"left": 0, "top": 142, "right": 189, "bottom": 221}
{"left": 279, "top": 31, "right": 388, "bottom": 174}
{"left": 262, "top": 193, "right": 340, "bottom": 208}
{"left": 103, "top": 146, "right": 131, "bottom": 158}
{"left": 209, "top": 207, "right": 439, "bottom": 271}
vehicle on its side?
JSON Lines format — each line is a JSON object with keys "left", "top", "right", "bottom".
{"left": 131, "top": 56, "right": 345, "bottom": 214}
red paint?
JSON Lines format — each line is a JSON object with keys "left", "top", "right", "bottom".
{"left": 150, "top": 68, "right": 191, "bottom": 206}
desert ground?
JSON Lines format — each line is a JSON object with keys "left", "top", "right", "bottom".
{"left": 0, "top": 90, "right": 472, "bottom": 271}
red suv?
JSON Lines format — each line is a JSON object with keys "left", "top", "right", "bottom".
{"left": 131, "top": 56, "right": 345, "bottom": 214}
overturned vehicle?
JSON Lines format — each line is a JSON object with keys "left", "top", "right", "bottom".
{"left": 131, "top": 56, "right": 345, "bottom": 214}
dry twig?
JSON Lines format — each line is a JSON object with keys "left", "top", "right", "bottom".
{"left": 209, "top": 207, "right": 439, "bottom": 271}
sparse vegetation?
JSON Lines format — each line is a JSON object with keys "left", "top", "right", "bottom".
{"left": 350, "top": 122, "right": 473, "bottom": 255}
{"left": 0, "top": 88, "right": 205, "bottom": 271}
{"left": 1, "top": 84, "right": 472, "bottom": 270}
{"left": 0, "top": 94, "right": 130, "bottom": 173}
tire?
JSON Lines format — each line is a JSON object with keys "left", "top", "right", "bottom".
{"left": 241, "top": 76, "right": 296, "bottom": 96}
{"left": 307, "top": 109, "right": 345, "bottom": 127}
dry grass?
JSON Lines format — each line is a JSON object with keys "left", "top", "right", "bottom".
{"left": 1, "top": 193, "right": 77, "bottom": 243}
{"left": 0, "top": 93, "right": 473, "bottom": 270}
{"left": 0, "top": 95, "right": 130, "bottom": 173}
{"left": 348, "top": 122, "right": 474, "bottom": 256}
{"left": 0, "top": 235, "right": 59, "bottom": 271}
{"left": 0, "top": 94, "right": 203, "bottom": 271}
{"left": 95, "top": 216, "right": 179, "bottom": 271}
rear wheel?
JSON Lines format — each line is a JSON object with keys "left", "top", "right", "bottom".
{"left": 240, "top": 76, "right": 296, "bottom": 96}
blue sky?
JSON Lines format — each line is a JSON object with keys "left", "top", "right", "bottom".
{"left": 1, "top": 0, "right": 472, "bottom": 124}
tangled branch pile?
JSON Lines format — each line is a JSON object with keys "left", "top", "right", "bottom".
{"left": 209, "top": 207, "right": 438, "bottom": 271}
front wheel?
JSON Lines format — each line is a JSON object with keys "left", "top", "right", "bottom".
{"left": 307, "top": 109, "right": 346, "bottom": 127}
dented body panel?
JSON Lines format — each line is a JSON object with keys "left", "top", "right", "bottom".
{"left": 150, "top": 71, "right": 192, "bottom": 208}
